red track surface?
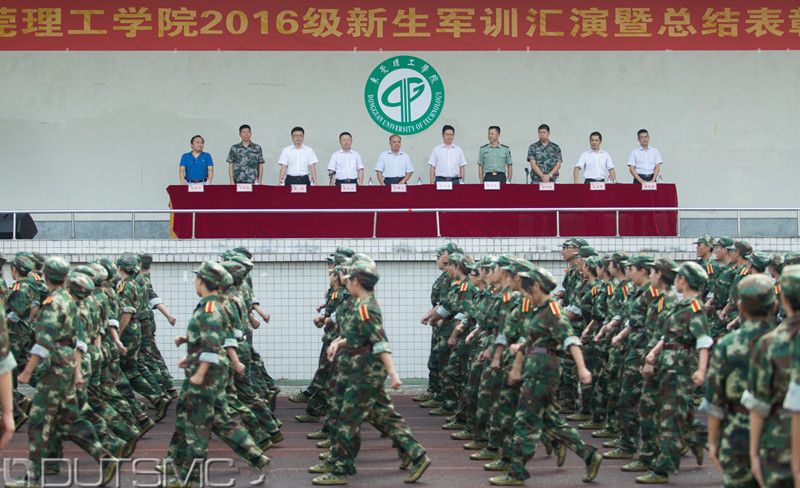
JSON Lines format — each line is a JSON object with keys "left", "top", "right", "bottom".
{"left": 1, "top": 396, "right": 723, "bottom": 487}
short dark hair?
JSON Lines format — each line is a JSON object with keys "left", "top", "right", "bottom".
{"left": 442, "top": 125, "right": 455, "bottom": 134}
{"left": 521, "top": 277, "right": 536, "bottom": 294}
{"left": 488, "top": 125, "right": 501, "bottom": 133}
{"left": 389, "top": 134, "right": 401, "bottom": 142}
{"left": 637, "top": 129, "right": 649, "bottom": 138}
{"left": 339, "top": 132, "right": 352, "bottom": 140}
{"left": 190, "top": 135, "right": 204, "bottom": 145}
{"left": 239, "top": 124, "right": 251, "bottom": 133}
{"left": 291, "top": 126, "right": 305, "bottom": 135}
{"left": 199, "top": 276, "right": 219, "bottom": 292}
{"left": 590, "top": 131, "right": 602, "bottom": 141}
{"left": 538, "top": 124, "right": 550, "bottom": 132}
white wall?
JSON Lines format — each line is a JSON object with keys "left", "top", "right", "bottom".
{"left": 0, "top": 51, "right": 798, "bottom": 211}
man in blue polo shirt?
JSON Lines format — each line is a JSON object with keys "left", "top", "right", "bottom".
{"left": 179, "top": 135, "right": 214, "bottom": 184}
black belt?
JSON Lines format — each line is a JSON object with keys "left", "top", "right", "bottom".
{"left": 485, "top": 172, "right": 505, "bottom": 176}
{"left": 584, "top": 178, "right": 605, "bottom": 183}
{"left": 345, "top": 345, "right": 373, "bottom": 357}
{"left": 663, "top": 343, "right": 692, "bottom": 351}
{"left": 636, "top": 174, "right": 654, "bottom": 182}
{"left": 728, "top": 403, "right": 749, "bottom": 415}
{"left": 55, "top": 339, "right": 77, "bottom": 348}
{"left": 383, "top": 177, "right": 404, "bottom": 185}
{"left": 435, "top": 176, "right": 460, "bottom": 182}
{"left": 335, "top": 179, "right": 358, "bottom": 185}
{"left": 186, "top": 179, "right": 207, "bottom": 183}
{"left": 285, "top": 175, "right": 311, "bottom": 186}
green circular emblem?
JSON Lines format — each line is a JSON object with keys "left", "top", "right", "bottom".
{"left": 364, "top": 55, "right": 445, "bottom": 135}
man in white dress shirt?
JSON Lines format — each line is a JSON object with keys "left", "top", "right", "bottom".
{"left": 573, "top": 131, "right": 617, "bottom": 184}
{"left": 428, "top": 125, "right": 467, "bottom": 184}
{"left": 627, "top": 129, "right": 663, "bottom": 184}
{"left": 327, "top": 132, "right": 364, "bottom": 186}
{"left": 375, "top": 134, "right": 414, "bottom": 185}
{"left": 278, "top": 126, "right": 318, "bottom": 186}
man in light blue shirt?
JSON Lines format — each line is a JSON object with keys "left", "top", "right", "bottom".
{"left": 374, "top": 134, "right": 414, "bottom": 185}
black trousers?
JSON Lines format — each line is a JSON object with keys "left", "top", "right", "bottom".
{"left": 634, "top": 174, "right": 654, "bottom": 183}
{"left": 383, "top": 177, "right": 404, "bottom": 185}
{"left": 285, "top": 175, "right": 311, "bottom": 186}
{"left": 435, "top": 176, "right": 460, "bottom": 184}
{"left": 483, "top": 172, "right": 507, "bottom": 183}
{"left": 335, "top": 179, "right": 358, "bottom": 186}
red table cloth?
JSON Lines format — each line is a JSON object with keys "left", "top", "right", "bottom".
{"left": 167, "top": 184, "right": 678, "bottom": 239}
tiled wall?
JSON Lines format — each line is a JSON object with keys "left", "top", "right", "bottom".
{"left": 2, "top": 237, "right": 798, "bottom": 381}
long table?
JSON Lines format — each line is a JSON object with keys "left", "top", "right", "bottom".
{"left": 167, "top": 184, "right": 678, "bottom": 238}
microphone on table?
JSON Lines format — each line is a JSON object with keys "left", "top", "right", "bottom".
{"left": 524, "top": 168, "right": 530, "bottom": 185}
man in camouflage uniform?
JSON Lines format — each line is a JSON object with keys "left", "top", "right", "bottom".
{"left": 719, "top": 241, "right": 754, "bottom": 330}
{"left": 557, "top": 238, "right": 587, "bottom": 413}
{"left": 488, "top": 266, "right": 601, "bottom": 486}
{"left": 707, "top": 237, "right": 736, "bottom": 338}
{"left": 779, "top": 266, "right": 800, "bottom": 484}
{"left": 8, "top": 257, "right": 118, "bottom": 488}
{"left": 695, "top": 235, "right": 720, "bottom": 300}
{"left": 741, "top": 266, "right": 795, "bottom": 488}
{"left": 311, "top": 258, "right": 431, "bottom": 485}
{"left": 227, "top": 124, "right": 265, "bottom": 184}
{"left": 162, "top": 261, "right": 269, "bottom": 488}
{"left": 5, "top": 255, "right": 38, "bottom": 427}
{"left": 0, "top": 255, "right": 17, "bottom": 449}
{"left": 704, "top": 274, "right": 777, "bottom": 488}
{"left": 526, "top": 124, "right": 563, "bottom": 183}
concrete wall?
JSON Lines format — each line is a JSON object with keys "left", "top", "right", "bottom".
{"left": 0, "top": 51, "right": 798, "bottom": 212}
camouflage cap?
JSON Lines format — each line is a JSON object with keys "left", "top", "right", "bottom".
{"left": 574, "top": 238, "right": 589, "bottom": 248}
{"left": 627, "top": 255, "right": 655, "bottom": 269}
{"left": 220, "top": 260, "right": 247, "bottom": 284}
{"left": 785, "top": 252, "right": 800, "bottom": 266}
{"left": 732, "top": 240, "right": 753, "bottom": 257}
{"left": 447, "top": 252, "right": 466, "bottom": 265}
{"left": 96, "top": 257, "right": 118, "bottom": 281}
{"left": 495, "top": 255, "right": 514, "bottom": 269}
{"left": 780, "top": 265, "right": 800, "bottom": 302}
{"left": 334, "top": 247, "right": 355, "bottom": 258}
{"left": 714, "top": 237, "right": 734, "bottom": 249}
{"left": 768, "top": 254, "right": 785, "bottom": 273}
{"left": 561, "top": 238, "right": 580, "bottom": 249}
{"left": 653, "top": 258, "right": 679, "bottom": 278}
{"left": 194, "top": 261, "right": 233, "bottom": 289}
{"left": 15, "top": 251, "right": 34, "bottom": 260}
{"left": 349, "top": 253, "right": 376, "bottom": 267}
{"left": 43, "top": 256, "right": 71, "bottom": 282}
{"left": 344, "top": 259, "right": 380, "bottom": 288}
{"left": 11, "top": 255, "right": 34, "bottom": 274}
{"left": 438, "top": 243, "right": 463, "bottom": 256}
{"left": 231, "top": 247, "right": 253, "bottom": 259}
{"left": 31, "top": 252, "right": 46, "bottom": 268}
{"left": 531, "top": 267, "right": 558, "bottom": 293}
{"left": 586, "top": 255, "right": 605, "bottom": 269}
{"left": 677, "top": 261, "right": 708, "bottom": 290}
{"left": 578, "top": 246, "right": 598, "bottom": 258}
{"left": 747, "top": 253, "right": 770, "bottom": 273}
{"left": 72, "top": 265, "right": 98, "bottom": 282}
{"left": 479, "top": 255, "right": 498, "bottom": 269}
{"left": 606, "top": 252, "right": 629, "bottom": 267}
{"left": 692, "top": 235, "right": 713, "bottom": 246}
{"left": 219, "top": 250, "right": 236, "bottom": 261}
{"left": 738, "top": 274, "right": 776, "bottom": 310}
{"left": 67, "top": 271, "right": 95, "bottom": 298}
{"left": 228, "top": 254, "right": 254, "bottom": 272}
{"left": 116, "top": 253, "right": 140, "bottom": 273}
{"left": 511, "top": 259, "right": 537, "bottom": 278}
{"left": 88, "top": 263, "right": 108, "bottom": 284}
{"left": 139, "top": 253, "right": 153, "bottom": 269}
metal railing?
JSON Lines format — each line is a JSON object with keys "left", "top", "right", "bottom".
{"left": 2, "top": 207, "right": 800, "bottom": 240}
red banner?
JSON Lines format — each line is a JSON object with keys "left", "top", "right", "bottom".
{"left": 0, "top": 1, "right": 798, "bottom": 50}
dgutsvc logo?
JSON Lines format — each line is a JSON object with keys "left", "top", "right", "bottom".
{"left": 365, "top": 55, "right": 444, "bottom": 135}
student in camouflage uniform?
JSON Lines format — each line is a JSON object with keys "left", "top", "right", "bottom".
{"left": 488, "top": 265, "right": 602, "bottom": 486}
{"left": 311, "top": 258, "right": 431, "bottom": 485}
{"left": 695, "top": 236, "right": 720, "bottom": 299}
{"left": 718, "top": 241, "right": 754, "bottom": 331}
{"left": 779, "top": 266, "right": 800, "bottom": 484}
{"left": 0, "top": 255, "right": 17, "bottom": 449}
{"left": 707, "top": 237, "right": 736, "bottom": 338}
{"left": 557, "top": 238, "right": 588, "bottom": 412}
{"left": 704, "top": 274, "right": 777, "bottom": 488}
{"left": 162, "top": 261, "right": 269, "bottom": 488}
{"left": 742, "top": 268, "right": 795, "bottom": 488}
{"left": 5, "top": 255, "right": 38, "bottom": 426}
{"left": 8, "top": 257, "right": 118, "bottom": 488}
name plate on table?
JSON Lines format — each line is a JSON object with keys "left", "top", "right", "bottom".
{"left": 590, "top": 182, "right": 606, "bottom": 191}
{"left": 391, "top": 184, "right": 407, "bottom": 193}
{"left": 340, "top": 183, "right": 357, "bottom": 193}
{"left": 436, "top": 181, "right": 453, "bottom": 190}
{"left": 188, "top": 183, "right": 204, "bottom": 193}
{"left": 539, "top": 182, "right": 555, "bottom": 191}
{"left": 236, "top": 183, "right": 253, "bottom": 192}
{"left": 483, "top": 181, "right": 501, "bottom": 191}
{"left": 290, "top": 184, "right": 307, "bottom": 193}
{"left": 642, "top": 182, "right": 658, "bottom": 191}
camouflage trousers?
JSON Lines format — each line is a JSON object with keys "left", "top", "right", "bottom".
{"left": 440, "top": 336, "right": 470, "bottom": 413}
{"left": 474, "top": 343, "right": 504, "bottom": 442}
{"left": 140, "top": 317, "right": 175, "bottom": 393}
{"left": 431, "top": 320, "right": 455, "bottom": 402}
{"left": 425, "top": 327, "right": 440, "bottom": 395}
{"left": 616, "top": 346, "right": 646, "bottom": 454}
{"left": 603, "top": 344, "right": 626, "bottom": 434}
{"left": 652, "top": 363, "right": 706, "bottom": 476}
{"left": 458, "top": 339, "right": 484, "bottom": 430}
{"left": 306, "top": 337, "right": 335, "bottom": 417}
{"left": 120, "top": 321, "right": 164, "bottom": 404}
{"left": 717, "top": 412, "right": 758, "bottom": 488}
{"left": 557, "top": 354, "right": 579, "bottom": 411}
{"left": 508, "top": 354, "right": 597, "bottom": 481}
{"left": 637, "top": 367, "right": 662, "bottom": 468}
{"left": 9, "top": 323, "right": 33, "bottom": 422}
{"left": 580, "top": 341, "right": 601, "bottom": 416}
{"left": 755, "top": 412, "right": 792, "bottom": 488}
{"left": 234, "top": 341, "right": 279, "bottom": 434}
{"left": 101, "top": 337, "right": 148, "bottom": 422}
{"left": 27, "top": 367, "right": 107, "bottom": 480}
{"left": 167, "top": 377, "right": 265, "bottom": 480}
{"left": 488, "top": 367, "right": 520, "bottom": 455}
{"left": 330, "top": 360, "right": 425, "bottom": 476}
{"left": 589, "top": 343, "right": 610, "bottom": 423}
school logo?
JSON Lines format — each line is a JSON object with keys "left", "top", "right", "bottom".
{"left": 364, "top": 55, "right": 445, "bottom": 135}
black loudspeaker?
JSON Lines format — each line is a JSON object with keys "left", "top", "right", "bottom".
{"left": 0, "top": 213, "right": 38, "bottom": 239}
